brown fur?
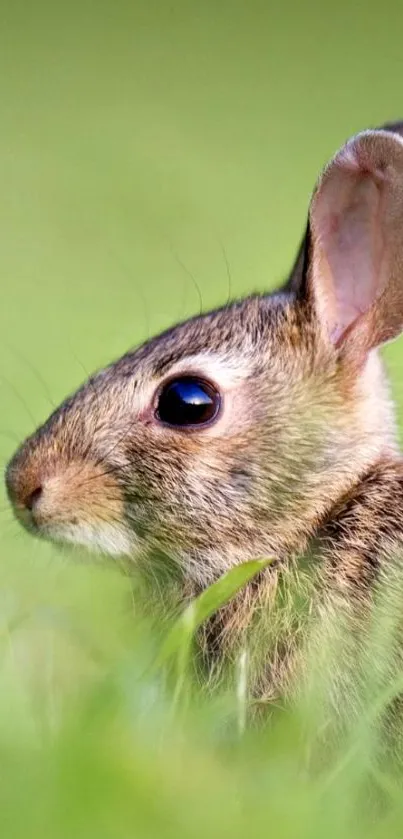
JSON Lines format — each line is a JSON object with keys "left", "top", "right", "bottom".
{"left": 6, "top": 120, "right": 403, "bottom": 712}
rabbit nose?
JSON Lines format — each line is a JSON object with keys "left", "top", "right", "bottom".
{"left": 5, "top": 456, "right": 44, "bottom": 523}
{"left": 24, "top": 485, "right": 43, "bottom": 511}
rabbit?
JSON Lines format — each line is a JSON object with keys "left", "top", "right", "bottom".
{"left": 6, "top": 120, "right": 403, "bottom": 710}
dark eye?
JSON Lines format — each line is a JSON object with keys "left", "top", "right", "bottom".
{"left": 156, "top": 376, "right": 221, "bottom": 428}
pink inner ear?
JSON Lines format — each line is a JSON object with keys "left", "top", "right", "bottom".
{"left": 316, "top": 173, "right": 385, "bottom": 343}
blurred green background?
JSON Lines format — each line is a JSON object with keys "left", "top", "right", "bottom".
{"left": 2, "top": 1, "right": 403, "bottom": 836}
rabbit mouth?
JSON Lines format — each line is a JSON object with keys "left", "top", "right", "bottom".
{"left": 41, "top": 520, "right": 135, "bottom": 557}
{"left": 11, "top": 501, "right": 135, "bottom": 557}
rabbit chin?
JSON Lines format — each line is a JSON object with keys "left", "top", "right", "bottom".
{"left": 44, "top": 521, "right": 136, "bottom": 557}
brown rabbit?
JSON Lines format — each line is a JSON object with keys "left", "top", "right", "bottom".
{"left": 6, "top": 121, "right": 403, "bottom": 707}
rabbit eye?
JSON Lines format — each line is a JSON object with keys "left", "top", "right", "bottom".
{"left": 156, "top": 376, "right": 221, "bottom": 428}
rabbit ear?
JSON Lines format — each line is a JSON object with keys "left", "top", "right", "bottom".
{"left": 300, "top": 128, "right": 403, "bottom": 360}
{"left": 284, "top": 119, "right": 403, "bottom": 302}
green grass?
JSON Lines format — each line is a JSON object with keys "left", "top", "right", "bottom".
{"left": 3, "top": 0, "right": 403, "bottom": 836}
{"left": 1, "top": 555, "right": 403, "bottom": 839}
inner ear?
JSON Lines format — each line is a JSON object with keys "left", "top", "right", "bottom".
{"left": 311, "top": 165, "right": 385, "bottom": 344}
{"left": 306, "top": 130, "right": 403, "bottom": 355}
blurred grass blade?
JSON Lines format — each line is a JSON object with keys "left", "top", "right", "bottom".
{"left": 236, "top": 649, "right": 249, "bottom": 736}
{"left": 154, "top": 558, "right": 272, "bottom": 670}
